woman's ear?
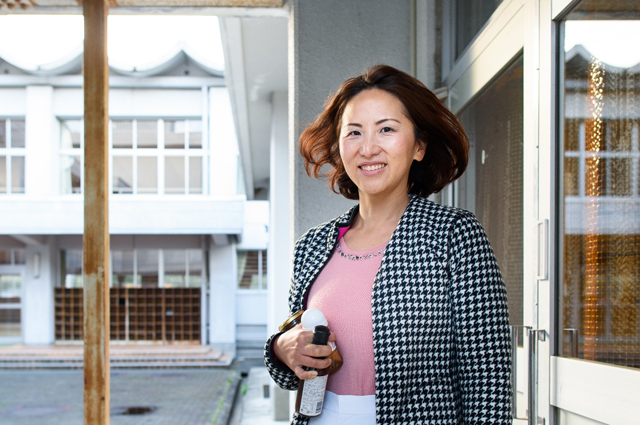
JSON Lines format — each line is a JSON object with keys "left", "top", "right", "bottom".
{"left": 414, "top": 139, "right": 427, "bottom": 162}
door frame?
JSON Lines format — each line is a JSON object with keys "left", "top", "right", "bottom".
{"left": 544, "top": 1, "right": 640, "bottom": 423}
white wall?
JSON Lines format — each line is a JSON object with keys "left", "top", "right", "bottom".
{"left": 0, "top": 198, "right": 245, "bottom": 235}
{"left": 208, "top": 242, "right": 237, "bottom": 356}
{"left": 22, "top": 237, "right": 55, "bottom": 345}
{"left": 0, "top": 88, "right": 26, "bottom": 116}
{"left": 25, "top": 86, "right": 56, "bottom": 197}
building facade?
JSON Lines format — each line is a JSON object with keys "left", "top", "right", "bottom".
{"left": 0, "top": 46, "right": 270, "bottom": 355}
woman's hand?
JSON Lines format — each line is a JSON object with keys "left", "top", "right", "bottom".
{"left": 274, "top": 324, "right": 336, "bottom": 380}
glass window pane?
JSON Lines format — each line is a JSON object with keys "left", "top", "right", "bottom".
{"left": 61, "top": 120, "right": 82, "bottom": 149}
{"left": 0, "top": 274, "right": 22, "bottom": 337}
{"left": 137, "top": 120, "right": 157, "bottom": 148}
{"left": 189, "top": 157, "right": 202, "bottom": 194}
{"left": 0, "top": 250, "right": 11, "bottom": 265}
{"left": 60, "top": 155, "right": 81, "bottom": 194}
{"left": 10, "top": 120, "right": 25, "bottom": 148}
{"left": 165, "top": 120, "right": 186, "bottom": 149}
{"left": 561, "top": 5, "right": 640, "bottom": 369}
{"left": 113, "top": 156, "right": 133, "bottom": 194}
{"left": 238, "top": 250, "right": 261, "bottom": 289}
{"left": 112, "top": 250, "right": 135, "bottom": 288}
{"left": 14, "top": 250, "right": 25, "bottom": 265}
{"left": 137, "top": 250, "right": 159, "bottom": 288}
{"left": 164, "top": 249, "right": 186, "bottom": 288}
{"left": 112, "top": 120, "right": 133, "bottom": 149}
{"left": 0, "top": 120, "right": 5, "bottom": 148}
{"left": 0, "top": 156, "right": 6, "bottom": 194}
{"left": 11, "top": 156, "right": 25, "bottom": 194}
{"left": 61, "top": 250, "right": 83, "bottom": 288}
{"left": 189, "top": 120, "right": 202, "bottom": 149}
{"left": 455, "top": 0, "right": 504, "bottom": 59}
{"left": 137, "top": 157, "right": 157, "bottom": 194}
{"left": 457, "top": 56, "right": 524, "bottom": 340}
{"left": 188, "top": 250, "right": 203, "bottom": 288}
{"left": 165, "top": 156, "right": 185, "bottom": 194}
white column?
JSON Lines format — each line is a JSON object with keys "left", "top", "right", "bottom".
{"left": 208, "top": 241, "right": 237, "bottom": 357}
{"left": 25, "top": 85, "right": 56, "bottom": 196}
{"left": 22, "top": 237, "right": 56, "bottom": 345}
{"left": 268, "top": 91, "right": 292, "bottom": 420}
{"left": 209, "top": 87, "right": 239, "bottom": 197}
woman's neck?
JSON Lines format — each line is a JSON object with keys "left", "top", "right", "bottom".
{"left": 352, "top": 191, "right": 410, "bottom": 234}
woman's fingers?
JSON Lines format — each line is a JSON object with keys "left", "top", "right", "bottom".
{"left": 294, "top": 365, "right": 318, "bottom": 380}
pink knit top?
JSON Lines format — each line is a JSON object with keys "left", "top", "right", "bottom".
{"left": 307, "top": 229, "right": 387, "bottom": 396}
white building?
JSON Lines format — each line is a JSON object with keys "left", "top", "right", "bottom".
{"left": 0, "top": 42, "right": 273, "bottom": 356}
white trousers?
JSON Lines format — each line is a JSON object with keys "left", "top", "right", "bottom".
{"left": 307, "top": 391, "right": 376, "bottom": 425}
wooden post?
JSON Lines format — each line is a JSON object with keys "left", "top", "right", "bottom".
{"left": 83, "top": 0, "right": 110, "bottom": 424}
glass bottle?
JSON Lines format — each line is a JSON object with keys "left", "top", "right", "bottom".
{"left": 295, "top": 325, "right": 331, "bottom": 418}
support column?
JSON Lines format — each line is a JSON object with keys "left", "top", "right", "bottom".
{"left": 83, "top": 0, "right": 110, "bottom": 424}
{"left": 208, "top": 241, "right": 237, "bottom": 357}
{"left": 290, "top": 0, "right": 412, "bottom": 239}
{"left": 267, "top": 90, "right": 291, "bottom": 420}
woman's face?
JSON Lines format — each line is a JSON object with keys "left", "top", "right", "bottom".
{"left": 339, "top": 89, "right": 425, "bottom": 200}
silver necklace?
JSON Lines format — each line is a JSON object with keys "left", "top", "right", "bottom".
{"left": 336, "top": 242, "right": 385, "bottom": 261}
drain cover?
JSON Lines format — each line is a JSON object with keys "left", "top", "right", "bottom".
{"left": 112, "top": 406, "right": 156, "bottom": 415}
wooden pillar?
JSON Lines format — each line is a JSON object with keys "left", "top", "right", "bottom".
{"left": 83, "top": 0, "right": 110, "bottom": 424}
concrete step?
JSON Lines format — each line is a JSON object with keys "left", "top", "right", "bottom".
{"left": 0, "top": 345, "right": 231, "bottom": 369}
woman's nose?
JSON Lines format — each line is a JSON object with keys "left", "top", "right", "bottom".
{"left": 359, "top": 133, "right": 381, "bottom": 157}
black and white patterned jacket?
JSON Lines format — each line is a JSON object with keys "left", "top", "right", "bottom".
{"left": 264, "top": 195, "right": 512, "bottom": 424}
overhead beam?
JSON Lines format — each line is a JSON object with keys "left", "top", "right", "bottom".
{"left": 82, "top": 0, "right": 110, "bottom": 424}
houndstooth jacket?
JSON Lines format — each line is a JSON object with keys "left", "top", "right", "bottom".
{"left": 264, "top": 195, "right": 512, "bottom": 424}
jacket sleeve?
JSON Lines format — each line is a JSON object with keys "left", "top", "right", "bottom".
{"left": 264, "top": 329, "right": 300, "bottom": 391}
{"left": 448, "top": 211, "right": 512, "bottom": 423}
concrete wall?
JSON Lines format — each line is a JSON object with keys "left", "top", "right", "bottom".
{"left": 289, "top": 0, "right": 413, "bottom": 238}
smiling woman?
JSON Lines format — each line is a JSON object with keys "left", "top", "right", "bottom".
{"left": 265, "top": 65, "right": 512, "bottom": 425}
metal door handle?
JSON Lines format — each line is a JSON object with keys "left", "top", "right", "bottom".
{"left": 510, "top": 325, "right": 541, "bottom": 425}
{"left": 563, "top": 328, "right": 579, "bottom": 358}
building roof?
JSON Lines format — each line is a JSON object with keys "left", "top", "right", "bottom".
{"left": 0, "top": 41, "right": 224, "bottom": 77}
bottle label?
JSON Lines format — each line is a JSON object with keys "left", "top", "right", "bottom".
{"left": 329, "top": 341, "right": 336, "bottom": 351}
{"left": 298, "top": 374, "right": 328, "bottom": 416}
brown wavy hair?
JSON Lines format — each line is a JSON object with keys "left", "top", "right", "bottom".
{"left": 299, "top": 64, "right": 469, "bottom": 200}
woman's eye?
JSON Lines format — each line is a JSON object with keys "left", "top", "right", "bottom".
{"left": 347, "top": 130, "right": 361, "bottom": 137}
{"left": 381, "top": 127, "right": 394, "bottom": 133}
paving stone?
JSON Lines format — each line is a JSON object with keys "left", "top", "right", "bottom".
{"left": 0, "top": 369, "right": 238, "bottom": 425}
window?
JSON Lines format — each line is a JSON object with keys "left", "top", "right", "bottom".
{"left": 58, "top": 118, "right": 204, "bottom": 195}
{"left": 61, "top": 248, "right": 204, "bottom": 289}
{"left": 0, "top": 249, "right": 26, "bottom": 266}
{"left": 0, "top": 119, "right": 26, "bottom": 194}
{"left": 111, "top": 119, "right": 204, "bottom": 195}
{"left": 560, "top": 6, "right": 640, "bottom": 369}
{"left": 445, "top": 0, "right": 505, "bottom": 63}
{"left": 60, "top": 120, "right": 83, "bottom": 194}
{"left": 237, "top": 250, "right": 267, "bottom": 289}
{"left": 457, "top": 56, "right": 524, "bottom": 338}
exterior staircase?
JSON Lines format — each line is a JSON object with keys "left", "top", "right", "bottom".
{"left": 0, "top": 344, "right": 232, "bottom": 369}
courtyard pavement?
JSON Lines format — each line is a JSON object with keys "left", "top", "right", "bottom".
{"left": 0, "top": 368, "right": 238, "bottom": 425}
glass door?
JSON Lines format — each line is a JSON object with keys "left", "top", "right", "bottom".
{"left": 552, "top": 1, "right": 640, "bottom": 423}
{"left": 0, "top": 268, "right": 24, "bottom": 343}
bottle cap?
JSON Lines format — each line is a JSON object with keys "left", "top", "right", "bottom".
{"left": 279, "top": 310, "right": 304, "bottom": 332}
{"left": 311, "top": 325, "right": 330, "bottom": 345}
{"left": 302, "top": 308, "right": 328, "bottom": 330}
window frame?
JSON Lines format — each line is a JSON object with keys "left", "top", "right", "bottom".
{"left": 0, "top": 118, "right": 27, "bottom": 195}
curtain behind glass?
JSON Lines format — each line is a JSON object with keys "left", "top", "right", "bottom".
{"left": 457, "top": 56, "right": 524, "bottom": 335}
{"left": 561, "top": 3, "right": 640, "bottom": 369}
